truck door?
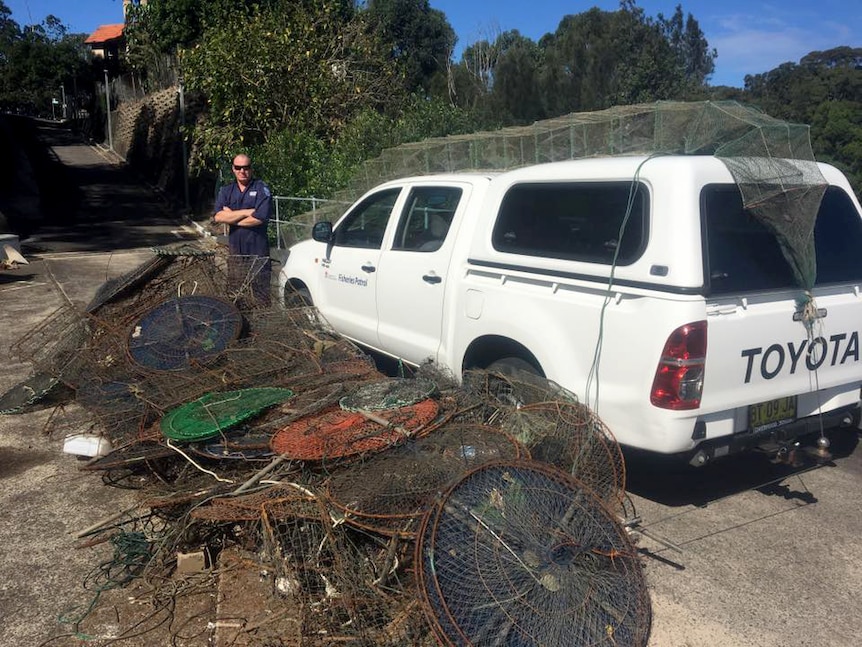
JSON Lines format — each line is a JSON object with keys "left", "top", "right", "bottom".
{"left": 376, "top": 185, "right": 465, "bottom": 364}
{"left": 317, "top": 187, "right": 401, "bottom": 347}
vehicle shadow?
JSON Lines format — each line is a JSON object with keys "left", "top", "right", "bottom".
{"left": 623, "top": 428, "right": 860, "bottom": 507}
{"left": 0, "top": 272, "right": 37, "bottom": 285}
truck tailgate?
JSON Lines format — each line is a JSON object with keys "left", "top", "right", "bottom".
{"left": 702, "top": 286, "right": 861, "bottom": 424}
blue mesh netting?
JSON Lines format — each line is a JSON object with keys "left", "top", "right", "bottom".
{"left": 128, "top": 296, "right": 243, "bottom": 371}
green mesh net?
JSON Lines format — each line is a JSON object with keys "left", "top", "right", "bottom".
{"left": 338, "top": 377, "right": 437, "bottom": 412}
{"left": 160, "top": 387, "right": 294, "bottom": 442}
{"left": 282, "top": 100, "right": 826, "bottom": 291}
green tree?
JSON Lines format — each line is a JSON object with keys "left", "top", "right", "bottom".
{"left": 252, "top": 94, "right": 479, "bottom": 198}
{"left": 182, "top": 1, "right": 396, "bottom": 166}
{"left": 0, "top": 2, "right": 20, "bottom": 100}
{"left": 811, "top": 100, "right": 862, "bottom": 184}
{"left": 364, "top": 0, "right": 455, "bottom": 95}
{"left": 538, "top": 4, "right": 685, "bottom": 114}
{"left": 487, "top": 31, "right": 543, "bottom": 124}
{"left": 0, "top": 6, "right": 91, "bottom": 117}
{"left": 449, "top": 2, "right": 715, "bottom": 124}
{"left": 448, "top": 36, "right": 499, "bottom": 123}
{"left": 743, "top": 47, "right": 862, "bottom": 195}
{"left": 658, "top": 5, "right": 715, "bottom": 90}
{"left": 126, "top": 0, "right": 268, "bottom": 54}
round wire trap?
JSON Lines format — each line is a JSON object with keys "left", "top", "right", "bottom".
{"left": 501, "top": 401, "right": 626, "bottom": 509}
{"left": 325, "top": 424, "right": 527, "bottom": 537}
{"left": 416, "top": 460, "right": 651, "bottom": 647}
{"left": 338, "top": 376, "right": 437, "bottom": 412}
{"left": 464, "top": 366, "right": 579, "bottom": 410}
{"left": 0, "top": 373, "right": 60, "bottom": 414}
{"left": 270, "top": 399, "right": 439, "bottom": 463}
{"left": 160, "top": 387, "right": 294, "bottom": 442}
{"left": 127, "top": 295, "right": 243, "bottom": 370}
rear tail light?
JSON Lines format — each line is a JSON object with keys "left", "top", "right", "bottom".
{"left": 650, "top": 321, "right": 707, "bottom": 410}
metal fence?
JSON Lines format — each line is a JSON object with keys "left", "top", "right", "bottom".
{"left": 270, "top": 196, "right": 351, "bottom": 249}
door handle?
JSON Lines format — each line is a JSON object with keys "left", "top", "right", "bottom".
{"left": 422, "top": 274, "right": 442, "bottom": 284}
{"left": 361, "top": 264, "right": 376, "bottom": 273}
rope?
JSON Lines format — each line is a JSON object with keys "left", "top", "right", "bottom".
{"left": 801, "top": 291, "right": 829, "bottom": 445}
{"left": 59, "top": 530, "right": 152, "bottom": 634}
{"left": 585, "top": 153, "right": 666, "bottom": 413}
{"left": 166, "top": 439, "right": 235, "bottom": 484}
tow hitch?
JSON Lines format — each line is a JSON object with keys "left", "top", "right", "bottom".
{"left": 772, "top": 442, "right": 802, "bottom": 466}
{"left": 687, "top": 404, "right": 857, "bottom": 467}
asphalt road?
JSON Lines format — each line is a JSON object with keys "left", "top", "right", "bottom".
{"left": 1, "top": 119, "right": 861, "bottom": 646}
{"left": 0, "top": 119, "right": 203, "bottom": 646}
{"left": 628, "top": 434, "right": 862, "bottom": 646}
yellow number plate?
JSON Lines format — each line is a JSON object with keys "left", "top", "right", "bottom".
{"left": 749, "top": 396, "right": 797, "bottom": 432}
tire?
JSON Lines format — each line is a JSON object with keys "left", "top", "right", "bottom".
{"left": 487, "top": 357, "right": 541, "bottom": 376}
{"left": 485, "top": 357, "right": 549, "bottom": 408}
{"left": 284, "top": 285, "right": 313, "bottom": 308}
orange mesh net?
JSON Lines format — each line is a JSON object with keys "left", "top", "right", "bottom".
{"left": 269, "top": 399, "right": 439, "bottom": 462}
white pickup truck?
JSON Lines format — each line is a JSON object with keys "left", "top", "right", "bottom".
{"left": 278, "top": 155, "right": 862, "bottom": 463}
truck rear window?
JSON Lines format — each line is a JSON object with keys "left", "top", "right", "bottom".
{"left": 703, "top": 185, "right": 862, "bottom": 295}
{"left": 492, "top": 182, "right": 649, "bottom": 265}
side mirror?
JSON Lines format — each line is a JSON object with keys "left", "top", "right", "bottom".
{"left": 312, "top": 221, "right": 333, "bottom": 243}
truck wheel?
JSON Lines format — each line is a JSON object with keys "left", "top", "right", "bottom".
{"left": 284, "top": 285, "right": 312, "bottom": 308}
{"left": 487, "top": 357, "right": 541, "bottom": 376}
{"left": 485, "top": 357, "right": 549, "bottom": 407}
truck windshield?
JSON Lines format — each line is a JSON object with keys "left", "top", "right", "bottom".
{"left": 703, "top": 185, "right": 862, "bottom": 295}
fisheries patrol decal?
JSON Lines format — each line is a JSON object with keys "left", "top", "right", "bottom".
{"left": 319, "top": 258, "right": 369, "bottom": 287}
{"left": 323, "top": 269, "right": 369, "bottom": 287}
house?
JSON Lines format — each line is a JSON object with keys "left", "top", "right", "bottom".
{"left": 84, "top": 23, "right": 125, "bottom": 69}
{"left": 84, "top": 0, "right": 146, "bottom": 71}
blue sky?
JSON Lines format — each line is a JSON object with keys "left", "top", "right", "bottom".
{"left": 4, "top": 0, "right": 860, "bottom": 87}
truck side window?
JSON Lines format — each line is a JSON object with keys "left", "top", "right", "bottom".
{"left": 493, "top": 182, "right": 648, "bottom": 265}
{"left": 393, "top": 187, "right": 462, "bottom": 252}
{"left": 333, "top": 188, "right": 400, "bottom": 249}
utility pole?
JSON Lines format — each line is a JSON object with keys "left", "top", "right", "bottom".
{"left": 60, "top": 84, "right": 67, "bottom": 120}
{"left": 72, "top": 76, "right": 79, "bottom": 121}
{"left": 178, "top": 75, "right": 191, "bottom": 212}
{"left": 104, "top": 68, "right": 113, "bottom": 151}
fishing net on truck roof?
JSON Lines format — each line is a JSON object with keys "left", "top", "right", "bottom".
{"left": 282, "top": 100, "right": 826, "bottom": 292}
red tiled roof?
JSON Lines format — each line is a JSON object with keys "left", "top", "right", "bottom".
{"left": 85, "top": 24, "right": 125, "bottom": 44}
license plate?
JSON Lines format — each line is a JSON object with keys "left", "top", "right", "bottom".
{"left": 749, "top": 396, "right": 797, "bottom": 432}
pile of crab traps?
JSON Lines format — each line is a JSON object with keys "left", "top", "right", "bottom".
{"left": 3, "top": 242, "right": 652, "bottom": 646}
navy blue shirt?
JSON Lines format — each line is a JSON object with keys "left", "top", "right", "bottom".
{"left": 214, "top": 178, "right": 272, "bottom": 257}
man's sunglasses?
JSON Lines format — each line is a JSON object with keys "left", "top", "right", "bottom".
{"left": 233, "top": 164, "right": 252, "bottom": 171}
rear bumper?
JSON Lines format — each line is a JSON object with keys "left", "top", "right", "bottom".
{"left": 688, "top": 403, "right": 860, "bottom": 466}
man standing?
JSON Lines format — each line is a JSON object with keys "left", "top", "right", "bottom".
{"left": 213, "top": 154, "right": 273, "bottom": 304}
